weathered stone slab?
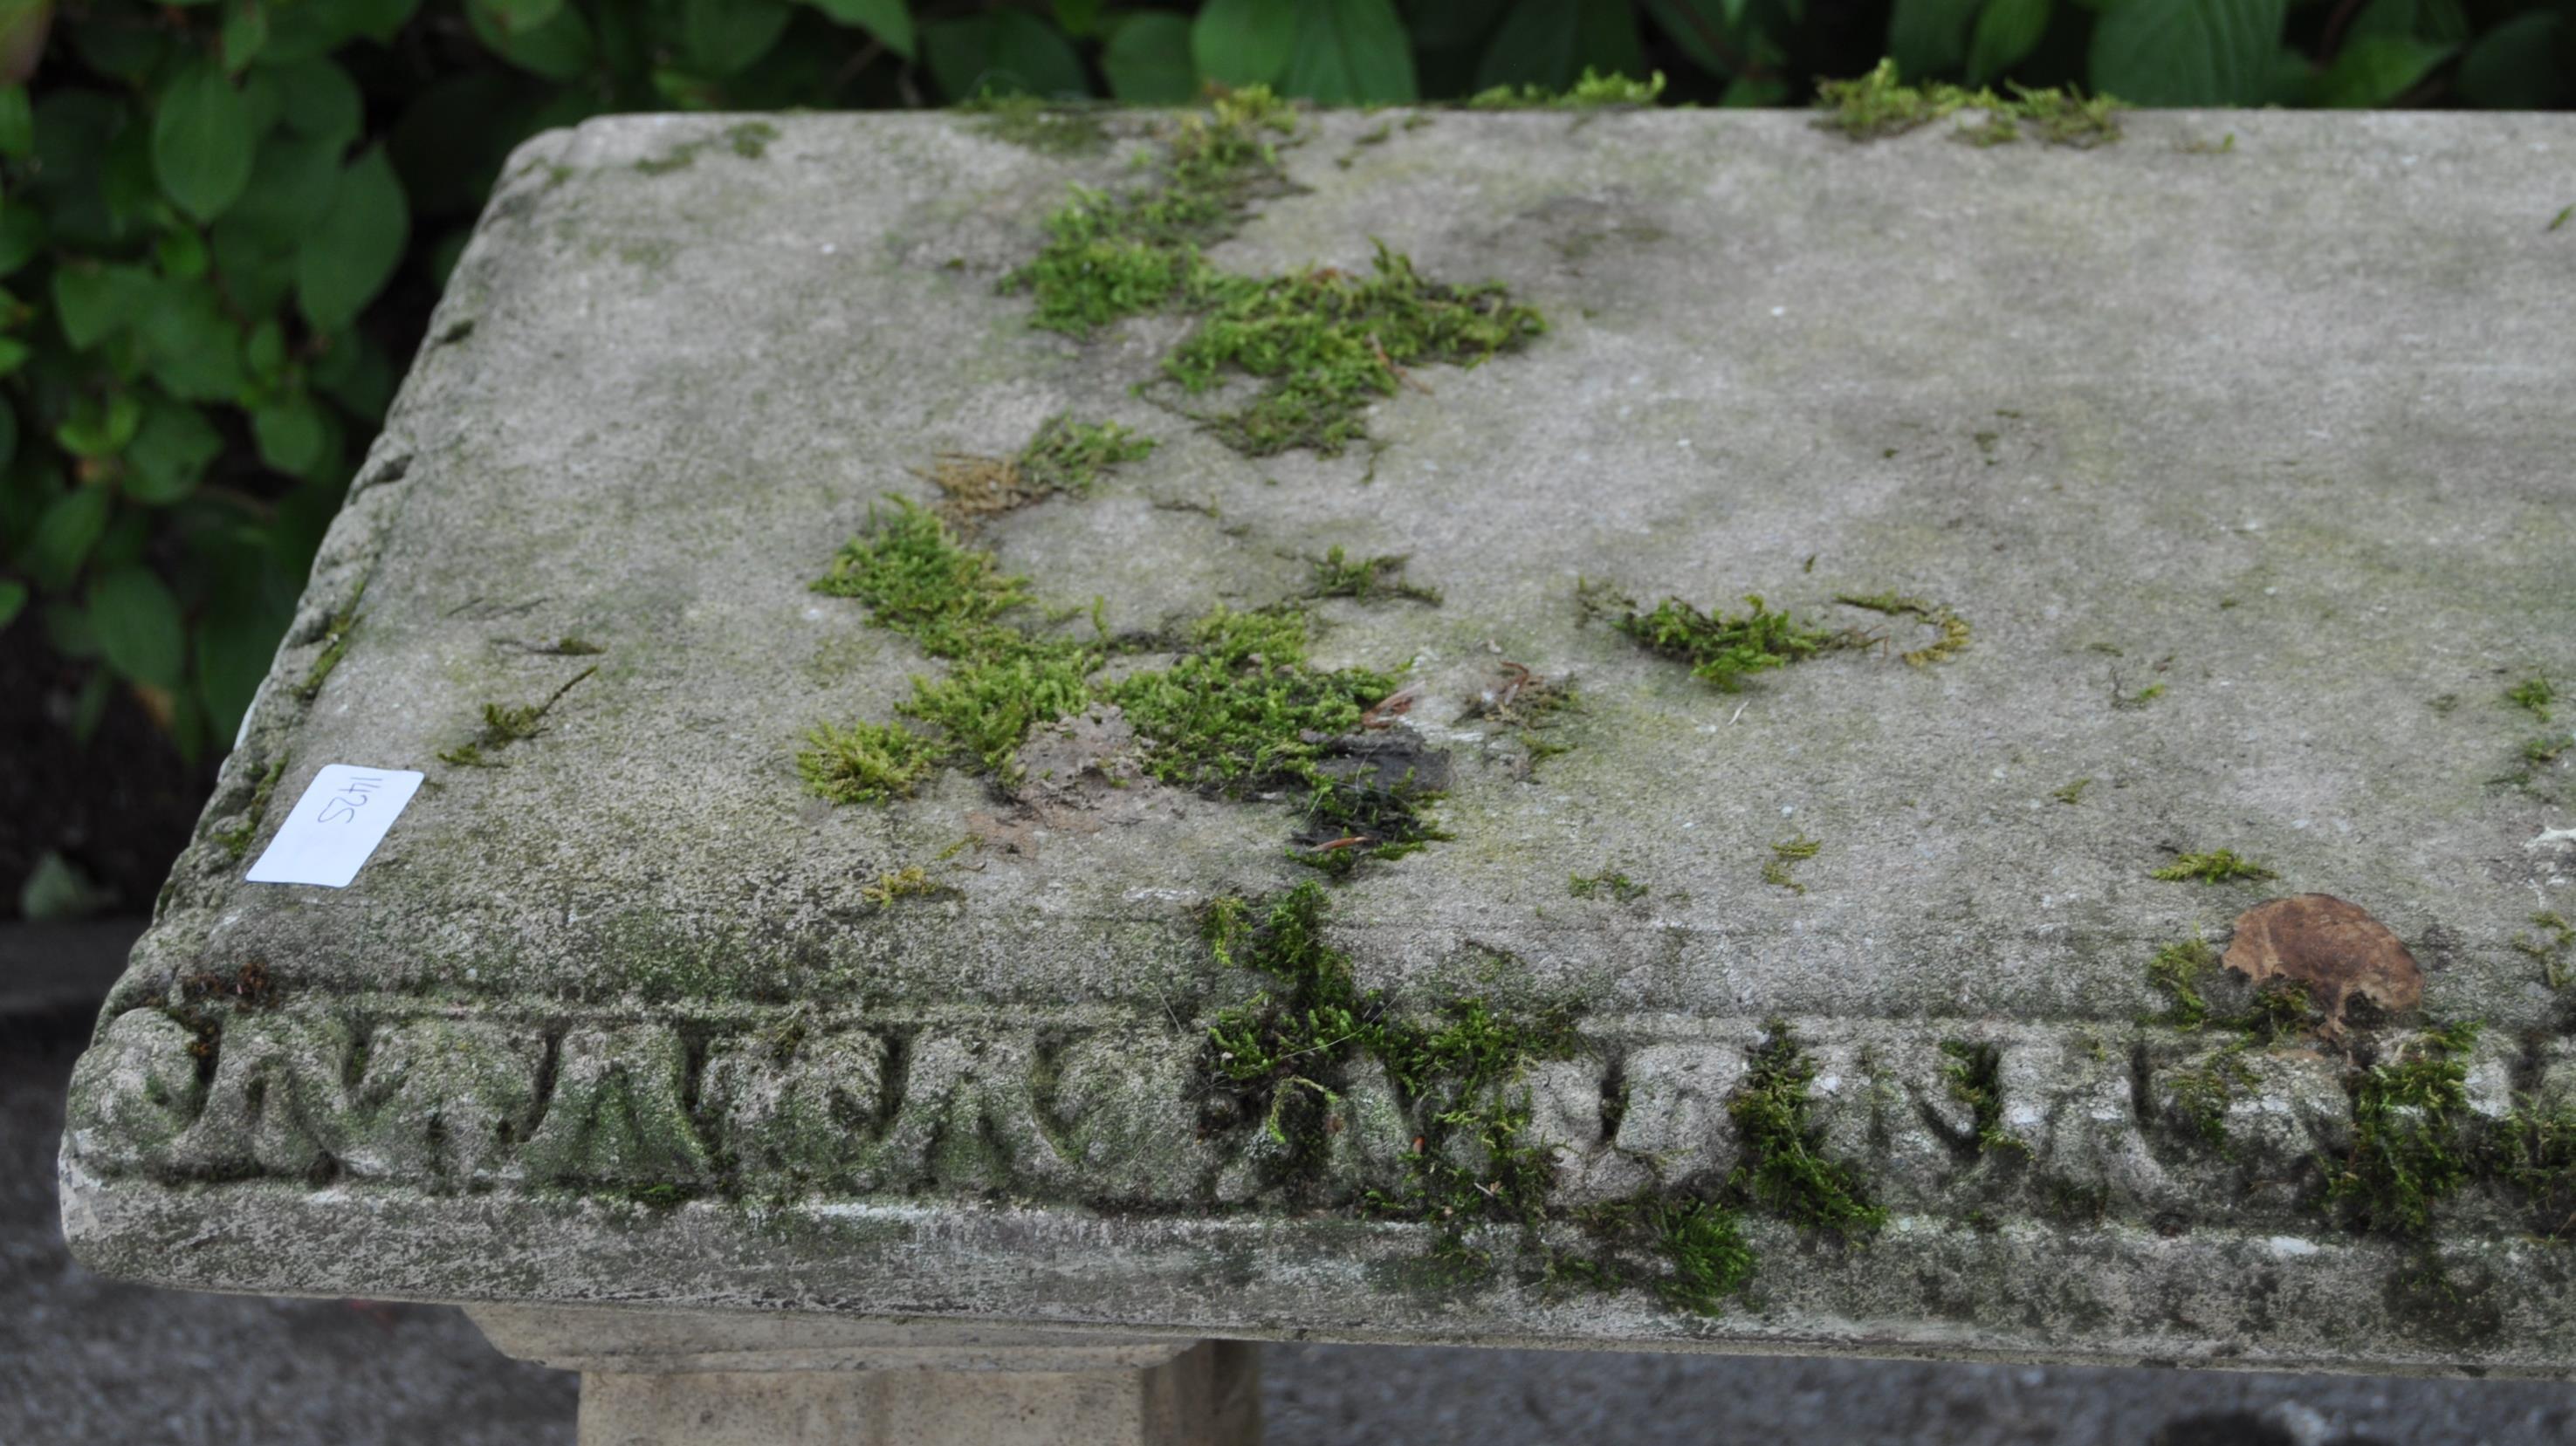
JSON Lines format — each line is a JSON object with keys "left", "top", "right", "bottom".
{"left": 58, "top": 101, "right": 2576, "bottom": 1377}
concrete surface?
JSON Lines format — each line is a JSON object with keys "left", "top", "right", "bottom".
{"left": 54, "top": 101, "right": 2576, "bottom": 1373}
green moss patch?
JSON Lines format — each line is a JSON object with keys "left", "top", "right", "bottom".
{"left": 1109, "top": 606, "right": 1442, "bottom": 874}
{"left": 1003, "top": 91, "right": 1544, "bottom": 457}
{"left": 797, "top": 720, "right": 945, "bottom": 804}
{"left": 1816, "top": 59, "right": 2121, "bottom": 148}
{"left": 806, "top": 505, "right": 1437, "bottom": 874}
{"left": 1164, "top": 245, "right": 1546, "bottom": 456}
{"left": 438, "top": 665, "right": 597, "bottom": 768}
{"left": 2150, "top": 849, "right": 2277, "bottom": 884}
{"left": 963, "top": 95, "right": 1111, "bottom": 154}
{"left": 1465, "top": 69, "right": 1666, "bottom": 109}
{"left": 924, "top": 415, "right": 1157, "bottom": 524}
{"left": 1309, "top": 545, "right": 1439, "bottom": 604}
{"left": 1940, "top": 1041, "right": 2026, "bottom": 1157}
{"left": 635, "top": 120, "right": 779, "bottom": 175}
{"left": 2322, "top": 1024, "right": 2478, "bottom": 1237}
{"left": 1732, "top": 1025, "right": 1888, "bottom": 1231}
{"left": 1202, "top": 886, "right": 1874, "bottom": 1314}
{"left": 212, "top": 755, "right": 287, "bottom": 860}
{"left": 1568, "top": 870, "right": 1646, "bottom": 902}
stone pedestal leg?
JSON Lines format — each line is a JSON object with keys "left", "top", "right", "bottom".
{"left": 466, "top": 1305, "right": 1260, "bottom": 1446}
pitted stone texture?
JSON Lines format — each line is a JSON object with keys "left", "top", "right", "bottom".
{"left": 58, "top": 108, "right": 2576, "bottom": 1374}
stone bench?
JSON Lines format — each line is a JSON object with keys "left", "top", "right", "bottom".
{"left": 58, "top": 97, "right": 2576, "bottom": 1443}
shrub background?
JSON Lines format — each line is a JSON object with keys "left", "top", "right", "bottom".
{"left": 0, "top": 0, "right": 2567, "bottom": 915}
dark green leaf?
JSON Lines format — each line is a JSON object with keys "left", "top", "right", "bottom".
{"left": 1192, "top": 0, "right": 1296, "bottom": 86}
{"left": 156, "top": 227, "right": 210, "bottom": 278}
{"left": 803, "top": 0, "right": 914, "bottom": 58}
{"left": 923, "top": 11, "right": 1089, "bottom": 99}
{"left": 678, "top": 0, "right": 792, "bottom": 78}
{"left": 51, "top": 260, "right": 154, "bottom": 347}
{"left": 271, "top": 57, "right": 363, "bottom": 141}
{"left": 2308, "top": 36, "right": 2450, "bottom": 106}
{"left": 1968, "top": 0, "right": 2052, "bottom": 80}
{"left": 2088, "top": 0, "right": 2286, "bottom": 104}
{"left": 1103, "top": 12, "right": 1198, "bottom": 102}
{"left": 141, "top": 278, "right": 252, "bottom": 402}
{"left": 67, "top": 15, "right": 173, "bottom": 82}
{"left": 19, "top": 486, "right": 112, "bottom": 592}
{"left": 1413, "top": 0, "right": 1514, "bottom": 50}
{"left": 1477, "top": 0, "right": 1642, "bottom": 90}
{"left": 125, "top": 399, "right": 223, "bottom": 505}
{"left": 86, "top": 564, "right": 186, "bottom": 690}
{"left": 475, "top": 0, "right": 566, "bottom": 31}
{"left": 471, "top": 0, "right": 597, "bottom": 81}
{"left": 1889, "top": 0, "right": 1982, "bottom": 79}
{"left": 219, "top": 133, "right": 344, "bottom": 252}
{"left": 0, "top": 84, "right": 30, "bottom": 158}
{"left": 1054, "top": 0, "right": 1105, "bottom": 38}
{"left": 198, "top": 593, "right": 292, "bottom": 745}
{"left": 297, "top": 145, "right": 408, "bottom": 332}
{"left": 1286, "top": 0, "right": 1417, "bottom": 102}
{"left": 252, "top": 393, "right": 329, "bottom": 475}
{"left": 2456, "top": 13, "right": 2564, "bottom": 107}
{"left": 222, "top": 0, "right": 271, "bottom": 72}
{"left": 0, "top": 389, "right": 14, "bottom": 465}
{"left": 2344, "top": 0, "right": 2410, "bottom": 41}
{"left": 55, "top": 394, "right": 142, "bottom": 459}
{"left": 0, "top": 338, "right": 24, "bottom": 379}
{"left": 313, "top": 332, "right": 396, "bottom": 418}
{"left": 154, "top": 62, "right": 260, "bottom": 223}
{"left": 0, "top": 579, "right": 25, "bottom": 631}
{"left": 0, "top": 202, "right": 43, "bottom": 276}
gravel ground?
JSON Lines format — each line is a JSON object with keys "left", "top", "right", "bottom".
{"left": 10, "top": 1015, "right": 2575, "bottom": 1446}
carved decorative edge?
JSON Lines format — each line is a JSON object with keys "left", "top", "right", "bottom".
{"left": 59, "top": 998, "right": 2576, "bottom": 1243}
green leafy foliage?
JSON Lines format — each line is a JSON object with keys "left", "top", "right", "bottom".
{"left": 4, "top": 2, "right": 2562, "bottom": 778}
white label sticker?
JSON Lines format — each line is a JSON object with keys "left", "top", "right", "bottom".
{"left": 244, "top": 765, "right": 425, "bottom": 887}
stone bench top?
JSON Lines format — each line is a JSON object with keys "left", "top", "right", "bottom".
{"left": 60, "top": 102, "right": 2576, "bottom": 1377}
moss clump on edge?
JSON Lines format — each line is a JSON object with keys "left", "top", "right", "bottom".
{"left": 2147, "top": 937, "right": 2218, "bottom": 1028}
{"left": 1003, "top": 87, "right": 1299, "bottom": 336}
{"left": 212, "top": 755, "right": 288, "bottom": 860}
{"left": 962, "top": 94, "right": 1111, "bottom": 154}
{"left": 1730, "top": 1025, "right": 1888, "bottom": 1233}
{"left": 1939, "top": 1041, "right": 2027, "bottom": 1157}
{"left": 1815, "top": 59, "right": 2121, "bottom": 148}
{"left": 2322, "top": 1024, "right": 2478, "bottom": 1237}
{"left": 1002, "top": 90, "right": 1545, "bottom": 458}
{"left": 2514, "top": 910, "right": 2576, "bottom": 990}
{"left": 1465, "top": 69, "right": 1666, "bottom": 109}
{"left": 2151, "top": 849, "right": 2276, "bottom": 883}
{"left": 1202, "top": 886, "right": 1872, "bottom": 1314}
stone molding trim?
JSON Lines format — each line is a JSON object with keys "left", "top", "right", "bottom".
{"left": 59, "top": 999, "right": 2573, "bottom": 1239}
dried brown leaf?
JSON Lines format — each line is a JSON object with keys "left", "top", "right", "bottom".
{"left": 2221, "top": 894, "right": 2421, "bottom": 1037}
